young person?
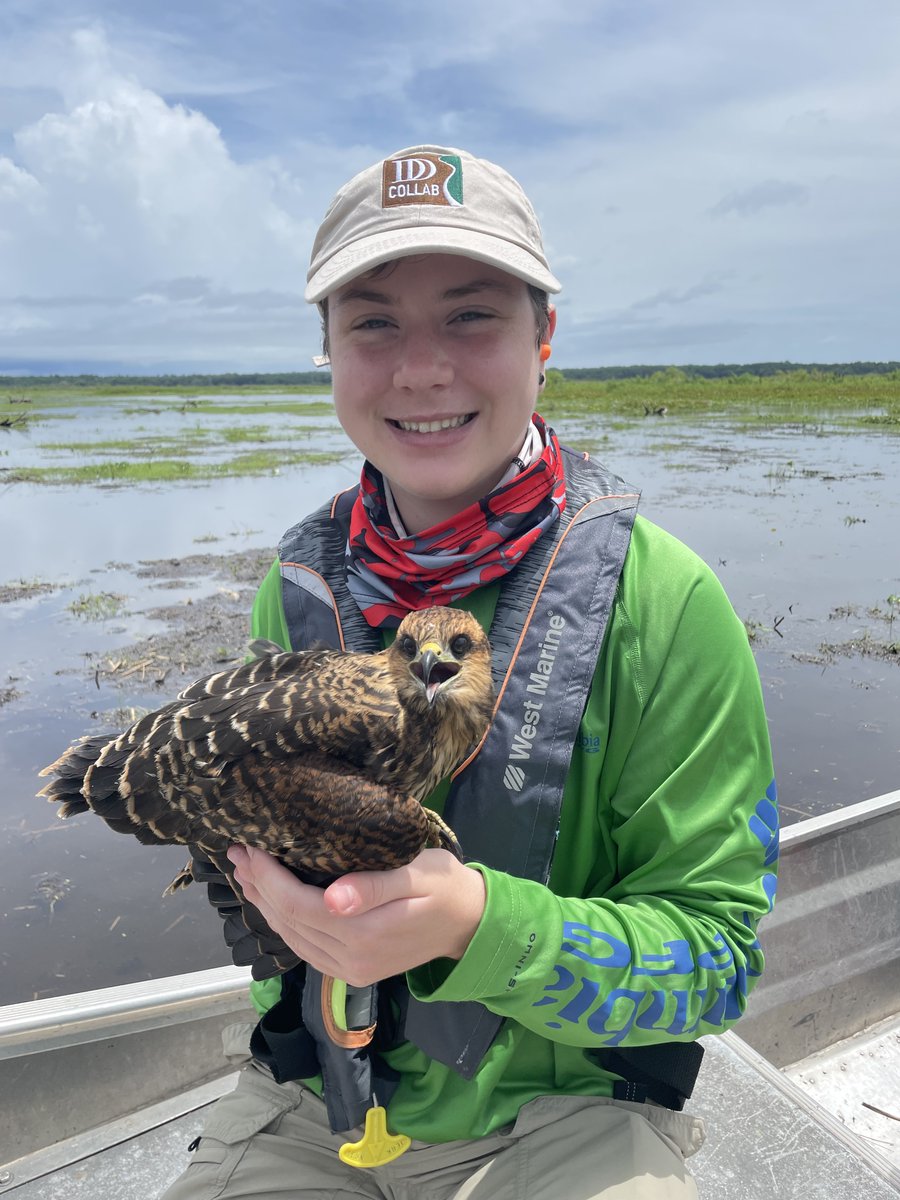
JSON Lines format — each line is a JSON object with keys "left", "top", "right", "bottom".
{"left": 161, "top": 145, "right": 777, "bottom": 1199}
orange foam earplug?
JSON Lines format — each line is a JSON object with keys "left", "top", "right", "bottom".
{"left": 539, "top": 343, "right": 552, "bottom": 362}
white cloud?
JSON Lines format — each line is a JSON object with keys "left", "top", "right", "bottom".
{"left": 0, "top": 24, "right": 320, "bottom": 368}
{"left": 1, "top": 3, "right": 899, "bottom": 368}
{"left": 631, "top": 279, "right": 730, "bottom": 311}
{"left": 709, "top": 181, "right": 810, "bottom": 219}
{"left": 0, "top": 156, "right": 40, "bottom": 204}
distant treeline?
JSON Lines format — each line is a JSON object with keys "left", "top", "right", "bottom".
{"left": 560, "top": 361, "right": 900, "bottom": 380}
{"left": 2, "top": 362, "right": 899, "bottom": 388}
{"left": 2, "top": 371, "right": 332, "bottom": 388}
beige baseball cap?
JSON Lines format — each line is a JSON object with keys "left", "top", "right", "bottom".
{"left": 305, "top": 145, "right": 561, "bottom": 303}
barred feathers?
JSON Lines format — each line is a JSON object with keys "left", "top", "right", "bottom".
{"left": 37, "top": 607, "right": 494, "bottom": 973}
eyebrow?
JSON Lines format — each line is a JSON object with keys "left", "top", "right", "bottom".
{"left": 442, "top": 279, "right": 515, "bottom": 300}
{"left": 334, "top": 278, "right": 514, "bottom": 307}
{"left": 334, "top": 287, "right": 393, "bottom": 307}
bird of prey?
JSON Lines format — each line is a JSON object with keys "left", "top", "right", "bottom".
{"left": 38, "top": 606, "right": 494, "bottom": 976}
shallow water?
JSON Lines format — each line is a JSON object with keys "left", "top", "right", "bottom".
{"left": 1, "top": 393, "right": 341, "bottom": 475}
{"left": 1, "top": 397, "right": 898, "bottom": 1004}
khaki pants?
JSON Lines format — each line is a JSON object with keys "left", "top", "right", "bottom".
{"left": 161, "top": 1028, "right": 704, "bottom": 1200}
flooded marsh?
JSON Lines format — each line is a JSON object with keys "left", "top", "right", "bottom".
{"left": 1, "top": 380, "right": 898, "bottom": 1005}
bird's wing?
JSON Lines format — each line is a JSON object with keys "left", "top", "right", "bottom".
{"left": 39, "top": 654, "right": 425, "bottom": 874}
{"left": 37, "top": 646, "right": 349, "bottom": 798}
{"left": 184, "top": 846, "right": 302, "bottom": 979}
{"left": 174, "top": 645, "right": 335, "bottom": 702}
{"left": 169, "top": 655, "right": 400, "bottom": 763}
{"left": 70, "top": 650, "right": 402, "bottom": 820}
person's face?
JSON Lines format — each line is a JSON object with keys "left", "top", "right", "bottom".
{"left": 327, "top": 254, "right": 552, "bottom": 534}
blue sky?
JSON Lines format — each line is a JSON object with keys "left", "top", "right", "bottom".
{"left": 1, "top": 1, "right": 898, "bottom": 373}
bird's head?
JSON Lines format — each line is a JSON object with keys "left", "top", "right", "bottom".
{"left": 389, "top": 608, "right": 494, "bottom": 717}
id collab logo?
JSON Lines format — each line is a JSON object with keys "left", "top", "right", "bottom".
{"left": 382, "top": 153, "right": 463, "bottom": 208}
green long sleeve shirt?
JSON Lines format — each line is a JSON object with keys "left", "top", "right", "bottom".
{"left": 248, "top": 512, "right": 777, "bottom": 1142}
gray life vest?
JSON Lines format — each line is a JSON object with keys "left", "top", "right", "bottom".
{"left": 248, "top": 447, "right": 653, "bottom": 1131}
{"left": 277, "top": 450, "right": 638, "bottom": 909}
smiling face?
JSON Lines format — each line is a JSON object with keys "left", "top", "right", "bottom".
{"left": 326, "top": 253, "right": 553, "bottom": 533}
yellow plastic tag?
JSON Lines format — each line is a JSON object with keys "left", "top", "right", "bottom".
{"left": 338, "top": 1105, "right": 411, "bottom": 1168}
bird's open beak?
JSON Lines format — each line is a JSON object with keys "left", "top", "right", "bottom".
{"left": 411, "top": 641, "right": 460, "bottom": 704}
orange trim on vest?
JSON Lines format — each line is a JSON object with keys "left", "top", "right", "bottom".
{"left": 450, "top": 492, "right": 639, "bottom": 780}
{"left": 321, "top": 976, "right": 377, "bottom": 1049}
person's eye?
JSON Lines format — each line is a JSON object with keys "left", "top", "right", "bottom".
{"left": 451, "top": 309, "right": 493, "bottom": 324}
{"left": 354, "top": 317, "right": 393, "bottom": 330}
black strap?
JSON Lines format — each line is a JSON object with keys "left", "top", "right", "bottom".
{"left": 247, "top": 968, "right": 402, "bottom": 1132}
{"left": 249, "top": 971, "right": 320, "bottom": 1084}
{"left": 592, "top": 1042, "right": 705, "bottom": 1111}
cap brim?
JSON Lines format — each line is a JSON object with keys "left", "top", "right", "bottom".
{"left": 305, "top": 225, "right": 561, "bottom": 303}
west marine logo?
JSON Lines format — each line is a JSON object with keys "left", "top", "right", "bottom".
{"left": 504, "top": 764, "right": 525, "bottom": 792}
{"left": 504, "top": 612, "right": 567, "bottom": 785}
{"left": 382, "top": 154, "right": 463, "bottom": 208}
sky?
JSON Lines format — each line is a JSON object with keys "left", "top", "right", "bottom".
{"left": 1, "top": 1, "right": 898, "bottom": 374}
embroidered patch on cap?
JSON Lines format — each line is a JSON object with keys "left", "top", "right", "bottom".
{"left": 381, "top": 153, "right": 463, "bottom": 208}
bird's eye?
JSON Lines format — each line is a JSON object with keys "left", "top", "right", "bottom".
{"left": 450, "top": 634, "right": 471, "bottom": 657}
{"left": 398, "top": 635, "right": 417, "bottom": 658}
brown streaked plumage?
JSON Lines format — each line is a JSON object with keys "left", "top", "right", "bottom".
{"left": 38, "top": 606, "right": 494, "bottom": 976}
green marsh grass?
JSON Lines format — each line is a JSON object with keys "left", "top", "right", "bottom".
{"left": 0, "top": 577, "right": 54, "bottom": 601}
{"left": 8, "top": 447, "right": 346, "bottom": 485}
{"left": 3, "top": 370, "right": 898, "bottom": 488}
{"left": 4, "top": 369, "right": 899, "bottom": 429}
{"left": 37, "top": 424, "right": 319, "bottom": 458}
{"left": 68, "top": 591, "right": 128, "bottom": 620}
{"left": 538, "top": 368, "right": 900, "bottom": 428}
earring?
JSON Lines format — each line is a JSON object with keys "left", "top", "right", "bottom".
{"left": 539, "top": 343, "right": 552, "bottom": 362}
{"left": 539, "top": 373, "right": 546, "bottom": 386}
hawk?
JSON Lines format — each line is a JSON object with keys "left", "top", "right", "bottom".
{"left": 38, "top": 606, "right": 495, "bottom": 977}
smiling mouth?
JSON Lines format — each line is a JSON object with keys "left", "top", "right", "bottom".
{"left": 390, "top": 414, "right": 475, "bottom": 434}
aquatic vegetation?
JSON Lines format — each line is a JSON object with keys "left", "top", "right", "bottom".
{"left": 0, "top": 577, "right": 54, "bottom": 602}
{"left": 67, "top": 592, "right": 128, "bottom": 620}
{"left": 6, "top": 447, "right": 346, "bottom": 485}
{"left": 819, "top": 632, "right": 900, "bottom": 664}
{"left": 540, "top": 368, "right": 900, "bottom": 428}
{"left": 31, "top": 871, "right": 72, "bottom": 916}
{"left": 2, "top": 371, "right": 898, "bottom": 478}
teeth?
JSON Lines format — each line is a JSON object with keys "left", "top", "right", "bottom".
{"left": 396, "top": 415, "right": 470, "bottom": 433}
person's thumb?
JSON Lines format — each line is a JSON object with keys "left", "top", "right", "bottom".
{"left": 323, "top": 869, "right": 397, "bottom": 916}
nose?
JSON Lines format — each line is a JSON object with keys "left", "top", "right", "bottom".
{"left": 393, "top": 330, "right": 454, "bottom": 392}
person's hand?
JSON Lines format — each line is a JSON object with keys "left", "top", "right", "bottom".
{"left": 226, "top": 845, "right": 486, "bottom": 987}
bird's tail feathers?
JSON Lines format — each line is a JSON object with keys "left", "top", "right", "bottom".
{"left": 38, "top": 734, "right": 113, "bottom": 812}
{"left": 38, "top": 733, "right": 110, "bottom": 782}
{"left": 55, "top": 798, "right": 89, "bottom": 818}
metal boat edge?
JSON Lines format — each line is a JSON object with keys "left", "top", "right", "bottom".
{"left": 1, "top": 788, "right": 898, "bottom": 1193}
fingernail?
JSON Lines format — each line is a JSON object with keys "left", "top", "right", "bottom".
{"left": 326, "top": 882, "right": 358, "bottom": 915}
{"left": 227, "top": 845, "right": 248, "bottom": 869}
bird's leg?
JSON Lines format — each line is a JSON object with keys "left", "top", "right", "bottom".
{"left": 424, "top": 810, "right": 463, "bottom": 861}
